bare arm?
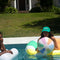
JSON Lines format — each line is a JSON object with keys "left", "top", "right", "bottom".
{"left": 0, "top": 38, "right": 6, "bottom": 52}
{"left": 0, "top": 50, "right": 13, "bottom": 56}
{"left": 0, "top": 51, "right": 6, "bottom": 56}
{"left": 1, "top": 43, "right": 6, "bottom": 52}
{"left": 51, "top": 36, "right": 58, "bottom": 49}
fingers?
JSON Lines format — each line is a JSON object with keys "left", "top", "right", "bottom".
{"left": 6, "top": 50, "right": 13, "bottom": 54}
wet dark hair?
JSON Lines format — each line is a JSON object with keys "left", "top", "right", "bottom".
{"left": 0, "top": 32, "right": 3, "bottom": 37}
{"left": 0, "top": 32, "right": 2, "bottom": 34}
{"left": 40, "top": 32, "right": 54, "bottom": 39}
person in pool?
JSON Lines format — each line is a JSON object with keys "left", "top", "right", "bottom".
{"left": 0, "top": 32, "right": 13, "bottom": 56}
{"left": 37, "top": 26, "right": 58, "bottom": 52}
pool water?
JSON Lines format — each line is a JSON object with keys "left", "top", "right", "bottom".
{"left": 5, "top": 44, "right": 60, "bottom": 60}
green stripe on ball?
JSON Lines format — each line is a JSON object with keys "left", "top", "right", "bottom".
{"left": 38, "top": 43, "right": 44, "bottom": 47}
{"left": 27, "top": 41, "right": 37, "bottom": 49}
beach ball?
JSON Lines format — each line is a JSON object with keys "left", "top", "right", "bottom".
{"left": 38, "top": 37, "right": 54, "bottom": 54}
{"left": 25, "top": 40, "right": 38, "bottom": 55}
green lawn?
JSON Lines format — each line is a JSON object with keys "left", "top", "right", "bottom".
{"left": 0, "top": 12, "right": 60, "bottom": 37}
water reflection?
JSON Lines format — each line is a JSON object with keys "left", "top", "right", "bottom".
{"left": 23, "top": 52, "right": 60, "bottom": 60}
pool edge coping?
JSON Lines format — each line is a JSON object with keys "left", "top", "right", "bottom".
{"left": 3, "top": 36, "right": 60, "bottom": 44}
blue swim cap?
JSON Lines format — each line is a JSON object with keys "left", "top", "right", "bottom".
{"left": 42, "top": 26, "right": 50, "bottom": 32}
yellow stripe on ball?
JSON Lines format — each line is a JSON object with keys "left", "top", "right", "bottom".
{"left": 26, "top": 49, "right": 37, "bottom": 55}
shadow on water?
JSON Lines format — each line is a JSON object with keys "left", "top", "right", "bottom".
{"left": 22, "top": 17, "right": 60, "bottom": 34}
{"left": 23, "top": 54, "right": 54, "bottom": 60}
{"left": 23, "top": 54, "right": 60, "bottom": 60}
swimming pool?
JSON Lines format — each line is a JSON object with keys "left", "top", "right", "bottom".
{"left": 5, "top": 44, "right": 60, "bottom": 60}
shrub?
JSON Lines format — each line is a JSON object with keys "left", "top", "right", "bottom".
{"left": 5, "top": 7, "right": 18, "bottom": 14}
{"left": 54, "top": 7, "right": 60, "bottom": 14}
{"left": 30, "top": 7, "right": 42, "bottom": 13}
{"left": 0, "top": 0, "right": 8, "bottom": 12}
{"left": 40, "top": 0, "right": 53, "bottom": 12}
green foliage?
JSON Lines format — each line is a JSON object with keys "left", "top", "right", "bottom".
{"left": 7, "top": 0, "right": 14, "bottom": 7}
{"left": 0, "top": 0, "right": 8, "bottom": 12}
{"left": 54, "top": 7, "right": 60, "bottom": 14}
{"left": 30, "top": 7, "right": 41, "bottom": 12}
{"left": 0, "top": 0, "right": 14, "bottom": 12}
{"left": 40, "top": 0, "right": 53, "bottom": 12}
{"left": 50, "top": 6, "right": 60, "bottom": 13}
{"left": 5, "top": 7, "right": 18, "bottom": 14}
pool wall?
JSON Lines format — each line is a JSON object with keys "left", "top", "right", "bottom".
{"left": 3, "top": 36, "right": 60, "bottom": 44}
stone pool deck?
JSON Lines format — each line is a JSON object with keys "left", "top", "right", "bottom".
{"left": 3, "top": 36, "right": 60, "bottom": 44}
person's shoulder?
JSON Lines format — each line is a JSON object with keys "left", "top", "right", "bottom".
{"left": 51, "top": 36, "right": 55, "bottom": 40}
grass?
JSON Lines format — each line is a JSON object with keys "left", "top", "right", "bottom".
{"left": 0, "top": 12, "right": 60, "bottom": 37}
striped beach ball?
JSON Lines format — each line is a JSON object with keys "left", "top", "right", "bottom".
{"left": 38, "top": 37, "right": 54, "bottom": 54}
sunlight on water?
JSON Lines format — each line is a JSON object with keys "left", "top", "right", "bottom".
{"left": 5, "top": 44, "right": 60, "bottom": 60}
{"left": 18, "top": 49, "right": 60, "bottom": 60}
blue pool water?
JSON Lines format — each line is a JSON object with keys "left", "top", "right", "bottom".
{"left": 5, "top": 44, "right": 60, "bottom": 60}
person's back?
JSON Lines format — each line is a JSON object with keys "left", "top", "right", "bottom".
{"left": 0, "top": 32, "right": 6, "bottom": 52}
{"left": 0, "top": 32, "right": 13, "bottom": 56}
